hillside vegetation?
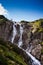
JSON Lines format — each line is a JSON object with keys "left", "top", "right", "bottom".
{"left": 0, "top": 39, "right": 27, "bottom": 65}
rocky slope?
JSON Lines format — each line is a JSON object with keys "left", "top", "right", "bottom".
{"left": 0, "top": 15, "right": 43, "bottom": 65}
{"left": 20, "top": 20, "right": 43, "bottom": 65}
{"left": 0, "top": 15, "right": 13, "bottom": 41}
{"left": 22, "top": 20, "right": 43, "bottom": 65}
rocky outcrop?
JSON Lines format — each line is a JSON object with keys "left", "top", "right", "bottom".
{"left": 15, "top": 24, "right": 20, "bottom": 34}
{"left": 32, "top": 32, "right": 43, "bottom": 41}
{"left": 20, "top": 21, "right": 43, "bottom": 62}
{"left": 23, "top": 23, "right": 32, "bottom": 30}
{"left": 14, "top": 34, "right": 20, "bottom": 44}
{"left": 22, "top": 31, "right": 28, "bottom": 41}
{"left": 31, "top": 44, "right": 42, "bottom": 59}
{"left": 22, "top": 31, "right": 29, "bottom": 49}
{"left": 22, "top": 23, "right": 32, "bottom": 49}
{"left": 0, "top": 15, "right": 13, "bottom": 41}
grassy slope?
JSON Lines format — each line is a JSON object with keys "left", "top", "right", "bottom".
{"left": 0, "top": 39, "right": 27, "bottom": 65}
{"left": 33, "top": 19, "right": 43, "bottom": 32}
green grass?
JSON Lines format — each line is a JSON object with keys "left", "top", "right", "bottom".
{"left": 0, "top": 39, "right": 27, "bottom": 65}
{"left": 31, "top": 19, "right": 43, "bottom": 33}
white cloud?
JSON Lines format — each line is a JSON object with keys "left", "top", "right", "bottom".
{"left": 0, "top": 3, "right": 8, "bottom": 15}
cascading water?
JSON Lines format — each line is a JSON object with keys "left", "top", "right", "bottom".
{"left": 26, "top": 50, "right": 41, "bottom": 65}
{"left": 26, "top": 46, "right": 33, "bottom": 53}
{"left": 18, "top": 24, "right": 23, "bottom": 47}
{"left": 11, "top": 22, "right": 41, "bottom": 65}
{"left": 11, "top": 23, "right": 17, "bottom": 43}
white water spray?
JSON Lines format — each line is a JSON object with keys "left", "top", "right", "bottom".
{"left": 26, "top": 51, "right": 41, "bottom": 65}
{"left": 18, "top": 24, "right": 23, "bottom": 47}
{"left": 11, "top": 23, "right": 17, "bottom": 43}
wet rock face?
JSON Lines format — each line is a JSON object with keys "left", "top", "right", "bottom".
{"left": 22, "top": 31, "right": 28, "bottom": 41}
{"left": 31, "top": 44, "right": 42, "bottom": 59}
{"left": 14, "top": 34, "right": 20, "bottom": 44}
{"left": 32, "top": 32, "right": 43, "bottom": 41}
{"left": 0, "top": 21, "right": 13, "bottom": 41}
{"left": 22, "top": 31, "right": 29, "bottom": 49}
{"left": 24, "top": 23, "right": 31, "bottom": 30}
{"left": 30, "top": 39, "right": 41, "bottom": 49}
{"left": 15, "top": 24, "right": 20, "bottom": 34}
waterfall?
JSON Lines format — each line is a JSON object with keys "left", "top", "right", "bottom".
{"left": 11, "top": 23, "right": 41, "bottom": 65}
{"left": 18, "top": 24, "right": 23, "bottom": 47}
{"left": 11, "top": 23, "right": 17, "bottom": 43}
{"left": 26, "top": 51, "right": 41, "bottom": 65}
{"left": 26, "top": 46, "right": 33, "bottom": 53}
{"left": 20, "top": 48, "right": 41, "bottom": 65}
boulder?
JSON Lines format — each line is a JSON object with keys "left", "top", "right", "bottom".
{"left": 31, "top": 44, "right": 42, "bottom": 59}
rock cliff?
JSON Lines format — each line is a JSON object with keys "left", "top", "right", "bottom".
{"left": 0, "top": 15, "right": 43, "bottom": 65}
{"left": 0, "top": 15, "right": 13, "bottom": 41}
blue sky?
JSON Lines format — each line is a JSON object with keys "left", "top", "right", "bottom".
{"left": 0, "top": 0, "right": 43, "bottom": 22}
